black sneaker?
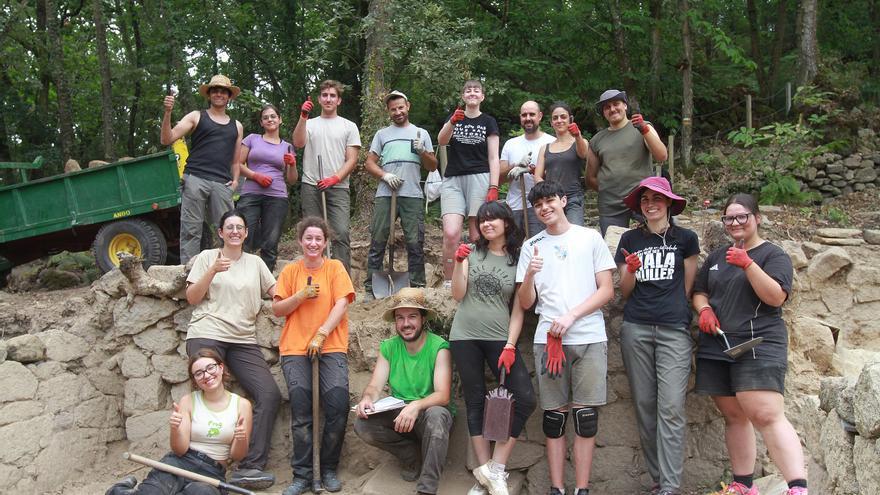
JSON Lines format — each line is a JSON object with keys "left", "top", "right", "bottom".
{"left": 548, "top": 488, "right": 565, "bottom": 495}
{"left": 574, "top": 489, "right": 590, "bottom": 495}
{"left": 230, "top": 468, "right": 275, "bottom": 490}
{"left": 105, "top": 475, "right": 137, "bottom": 495}
{"left": 282, "top": 477, "right": 311, "bottom": 495}
{"left": 322, "top": 470, "right": 342, "bottom": 492}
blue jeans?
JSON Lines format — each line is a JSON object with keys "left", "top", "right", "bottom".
{"left": 281, "top": 353, "right": 350, "bottom": 480}
{"left": 105, "top": 449, "right": 224, "bottom": 495}
{"left": 236, "top": 193, "right": 289, "bottom": 271}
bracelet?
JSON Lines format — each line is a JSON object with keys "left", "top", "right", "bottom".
{"left": 488, "top": 184, "right": 499, "bottom": 190}
{"left": 504, "top": 342, "right": 515, "bottom": 348}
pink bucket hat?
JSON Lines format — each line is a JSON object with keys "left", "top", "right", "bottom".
{"left": 623, "top": 176, "right": 687, "bottom": 216}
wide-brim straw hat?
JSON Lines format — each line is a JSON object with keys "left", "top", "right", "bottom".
{"left": 382, "top": 287, "right": 438, "bottom": 322}
{"left": 623, "top": 176, "right": 687, "bottom": 216}
{"left": 198, "top": 74, "right": 241, "bottom": 100}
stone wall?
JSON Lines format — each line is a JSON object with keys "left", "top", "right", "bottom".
{"left": 794, "top": 150, "right": 880, "bottom": 199}
{"left": 1, "top": 226, "right": 880, "bottom": 494}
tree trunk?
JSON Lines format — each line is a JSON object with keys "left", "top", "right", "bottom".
{"left": 609, "top": 0, "right": 637, "bottom": 108}
{"left": 36, "top": 0, "right": 50, "bottom": 115}
{"left": 649, "top": 0, "right": 662, "bottom": 106}
{"left": 93, "top": 0, "right": 115, "bottom": 160}
{"left": 871, "top": 0, "right": 880, "bottom": 78}
{"left": 746, "top": 0, "right": 767, "bottom": 96}
{"left": 797, "top": 0, "right": 819, "bottom": 86}
{"left": 768, "top": 0, "right": 790, "bottom": 87}
{"left": 45, "top": 0, "right": 75, "bottom": 166}
{"left": 680, "top": 0, "right": 693, "bottom": 170}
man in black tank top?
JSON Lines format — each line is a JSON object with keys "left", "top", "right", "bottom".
{"left": 161, "top": 74, "right": 244, "bottom": 264}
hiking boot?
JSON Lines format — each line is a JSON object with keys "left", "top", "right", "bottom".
{"left": 105, "top": 476, "right": 137, "bottom": 495}
{"left": 472, "top": 463, "right": 509, "bottom": 495}
{"left": 400, "top": 461, "right": 420, "bottom": 482}
{"left": 230, "top": 468, "right": 275, "bottom": 490}
{"left": 719, "top": 482, "right": 759, "bottom": 495}
{"left": 282, "top": 477, "right": 311, "bottom": 495}
{"left": 574, "top": 489, "right": 589, "bottom": 495}
{"left": 548, "top": 488, "right": 565, "bottom": 495}
{"left": 322, "top": 470, "right": 342, "bottom": 492}
{"left": 467, "top": 482, "right": 489, "bottom": 495}
{"left": 785, "top": 488, "right": 807, "bottom": 495}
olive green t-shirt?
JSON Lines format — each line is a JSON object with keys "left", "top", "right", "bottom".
{"left": 449, "top": 251, "right": 517, "bottom": 341}
{"left": 589, "top": 122, "right": 654, "bottom": 217}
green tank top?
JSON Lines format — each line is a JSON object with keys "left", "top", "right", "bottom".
{"left": 380, "top": 332, "right": 455, "bottom": 415}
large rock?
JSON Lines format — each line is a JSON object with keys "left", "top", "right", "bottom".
{"left": 853, "top": 362, "right": 880, "bottom": 438}
{"left": 820, "top": 376, "right": 854, "bottom": 413}
{"left": 864, "top": 229, "right": 880, "bottom": 245}
{"left": 853, "top": 436, "right": 880, "bottom": 493}
{"left": 112, "top": 296, "right": 179, "bottom": 336}
{"left": 124, "top": 374, "right": 168, "bottom": 414}
{"left": 816, "top": 228, "right": 862, "bottom": 238}
{"left": 0, "top": 401, "right": 43, "bottom": 427}
{"left": 151, "top": 354, "right": 189, "bottom": 383}
{"left": 133, "top": 322, "right": 180, "bottom": 355}
{"left": 0, "top": 414, "right": 52, "bottom": 464}
{"left": 818, "top": 409, "right": 860, "bottom": 494}
{"left": 0, "top": 341, "right": 6, "bottom": 362}
{"left": 5, "top": 334, "right": 45, "bottom": 363}
{"left": 74, "top": 395, "right": 121, "bottom": 428}
{"left": 125, "top": 410, "right": 170, "bottom": 456}
{"left": 85, "top": 367, "right": 125, "bottom": 396}
{"left": 807, "top": 247, "right": 852, "bottom": 282}
{"left": 40, "top": 329, "right": 90, "bottom": 362}
{"left": 790, "top": 317, "right": 835, "bottom": 372}
{"left": 32, "top": 429, "right": 106, "bottom": 494}
{"left": 0, "top": 361, "right": 38, "bottom": 403}
{"left": 120, "top": 346, "right": 151, "bottom": 378}
{"left": 37, "top": 372, "right": 100, "bottom": 415}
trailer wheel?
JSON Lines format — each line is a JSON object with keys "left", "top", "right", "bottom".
{"left": 93, "top": 219, "right": 167, "bottom": 273}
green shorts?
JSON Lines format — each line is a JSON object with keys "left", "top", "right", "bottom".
{"left": 533, "top": 342, "right": 608, "bottom": 410}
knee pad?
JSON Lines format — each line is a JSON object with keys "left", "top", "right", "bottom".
{"left": 542, "top": 410, "right": 568, "bottom": 438}
{"left": 572, "top": 407, "right": 598, "bottom": 438}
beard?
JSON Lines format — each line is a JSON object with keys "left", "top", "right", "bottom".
{"left": 398, "top": 325, "right": 424, "bottom": 342}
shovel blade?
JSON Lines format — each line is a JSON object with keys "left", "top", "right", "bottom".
{"left": 371, "top": 271, "right": 410, "bottom": 299}
{"left": 724, "top": 337, "right": 764, "bottom": 359}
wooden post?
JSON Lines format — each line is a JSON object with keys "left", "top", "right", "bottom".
{"left": 746, "top": 94, "right": 753, "bottom": 129}
{"left": 785, "top": 82, "right": 792, "bottom": 115}
{"left": 668, "top": 135, "right": 675, "bottom": 183}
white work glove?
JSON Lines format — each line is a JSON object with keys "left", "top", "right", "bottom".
{"left": 382, "top": 173, "right": 404, "bottom": 190}
{"left": 412, "top": 131, "right": 425, "bottom": 155}
{"left": 507, "top": 164, "right": 529, "bottom": 180}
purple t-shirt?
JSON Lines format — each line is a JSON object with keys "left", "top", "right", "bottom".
{"left": 240, "top": 134, "right": 292, "bottom": 198}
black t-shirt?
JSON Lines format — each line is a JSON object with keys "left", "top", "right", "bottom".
{"left": 693, "top": 241, "right": 793, "bottom": 362}
{"left": 615, "top": 226, "right": 700, "bottom": 328}
{"left": 445, "top": 112, "right": 499, "bottom": 177}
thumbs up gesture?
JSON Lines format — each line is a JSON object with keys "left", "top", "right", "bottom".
{"left": 169, "top": 402, "right": 183, "bottom": 429}
{"left": 527, "top": 246, "right": 543, "bottom": 277}
{"left": 412, "top": 130, "right": 426, "bottom": 155}
{"left": 233, "top": 415, "right": 247, "bottom": 441}
{"left": 211, "top": 251, "right": 232, "bottom": 274}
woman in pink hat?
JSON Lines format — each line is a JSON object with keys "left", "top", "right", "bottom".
{"left": 614, "top": 176, "right": 699, "bottom": 495}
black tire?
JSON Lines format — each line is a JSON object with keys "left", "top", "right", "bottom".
{"left": 92, "top": 218, "right": 168, "bottom": 273}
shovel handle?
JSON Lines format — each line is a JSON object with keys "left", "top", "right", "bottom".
{"left": 123, "top": 452, "right": 255, "bottom": 495}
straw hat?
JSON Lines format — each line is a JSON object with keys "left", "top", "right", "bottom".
{"left": 198, "top": 74, "right": 241, "bottom": 100}
{"left": 382, "top": 287, "right": 438, "bottom": 322}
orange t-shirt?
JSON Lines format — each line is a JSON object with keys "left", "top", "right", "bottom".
{"left": 275, "top": 258, "right": 355, "bottom": 356}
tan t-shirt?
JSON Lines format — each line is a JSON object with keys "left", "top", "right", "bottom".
{"left": 186, "top": 249, "right": 276, "bottom": 344}
{"left": 301, "top": 116, "right": 361, "bottom": 189}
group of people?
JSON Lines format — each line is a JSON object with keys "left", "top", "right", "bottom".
{"left": 106, "top": 74, "right": 809, "bottom": 495}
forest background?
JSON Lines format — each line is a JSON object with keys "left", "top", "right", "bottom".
{"left": 0, "top": 0, "right": 876, "bottom": 217}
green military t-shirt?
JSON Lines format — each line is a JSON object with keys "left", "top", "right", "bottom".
{"left": 589, "top": 122, "right": 654, "bottom": 217}
{"left": 380, "top": 332, "right": 455, "bottom": 414}
{"left": 449, "top": 251, "right": 516, "bottom": 341}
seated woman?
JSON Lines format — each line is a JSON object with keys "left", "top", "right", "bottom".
{"left": 105, "top": 349, "right": 253, "bottom": 495}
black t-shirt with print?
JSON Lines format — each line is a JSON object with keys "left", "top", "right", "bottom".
{"left": 693, "top": 241, "right": 793, "bottom": 362}
{"left": 615, "top": 226, "right": 700, "bottom": 328}
{"left": 446, "top": 112, "right": 499, "bottom": 177}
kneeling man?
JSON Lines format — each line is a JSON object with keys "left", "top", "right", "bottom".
{"left": 354, "top": 288, "right": 454, "bottom": 495}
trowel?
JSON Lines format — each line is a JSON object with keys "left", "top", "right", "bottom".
{"left": 716, "top": 328, "right": 763, "bottom": 359}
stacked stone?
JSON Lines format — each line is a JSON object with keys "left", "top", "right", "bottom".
{"left": 795, "top": 150, "right": 880, "bottom": 199}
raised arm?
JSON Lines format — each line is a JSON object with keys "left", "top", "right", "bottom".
{"left": 160, "top": 95, "right": 198, "bottom": 146}
{"left": 229, "top": 397, "right": 253, "bottom": 462}
{"left": 169, "top": 393, "right": 193, "bottom": 456}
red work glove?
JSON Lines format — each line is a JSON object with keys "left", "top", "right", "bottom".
{"left": 317, "top": 175, "right": 340, "bottom": 190}
{"left": 300, "top": 96, "right": 313, "bottom": 119}
{"left": 631, "top": 114, "right": 649, "bottom": 135}
{"left": 726, "top": 244, "right": 753, "bottom": 269}
{"left": 497, "top": 346, "right": 516, "bottom": 374}
{"left": 698, "top": 306, "right": 721, "bottom": 334}
{"left": 283, "top": 153, "right": 296, "bottom": 166}
{"left": 252, "top": 172, "right": 273, "bottom": 188}
{"left": 454, "top": 243, "right": 471, "bottom": 263}
{"left": 486, "top": 185, "right": 499, "bottom": 202}
{"left": 621, "top": 248, "right": 641, "bottom": 274}
{"left": 542, "top": 334, "right": 566, "bottom": 379}
{"left": 450, "top": 107, "right": 465, "bottom": 124}
{"left": 568, "top": 122, "right": 581, "bottom": 137}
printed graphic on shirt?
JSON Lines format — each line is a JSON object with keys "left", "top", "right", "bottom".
{"left": 553, "top": 244, "right": 568, "bottom": 261}
{"left": 634, "top": 245, "right": 677, "bottom": 282}
{"left": 207, "top": 420, "right": 222, "bottom": 438}
{"left": 710, "top": 264, "right": 719, "bottom": 271}
{"left": 453, "top": 123, "right": 488, "bottom": 146}
{"left": 472, "top": 264, "right": 512, "bottom": 302}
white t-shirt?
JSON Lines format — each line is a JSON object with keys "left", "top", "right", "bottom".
{"left": 500, "top": 133, "right": 556, "bottom": 210}
{"left": 516, "top": 225, "right": 616, "bottom": 345}
{"left": 302, "top": 116, "right": 361, "bottom": 189}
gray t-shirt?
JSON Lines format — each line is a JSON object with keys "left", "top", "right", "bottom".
{"left": 589, "top": 122, "right": 654, "bottom": 216}
{"left": 369, "top": 123, "right": 434, "bottom": 199}
{"left": 449, "top": 250, "right": 517, "bottom": 341}
{"left": 302, "top": 116, "right": 361, "bottom": 189}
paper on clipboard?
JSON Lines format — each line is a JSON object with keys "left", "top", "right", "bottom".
{"left": 351, "top": 396, "right": 406, "bottom": 415}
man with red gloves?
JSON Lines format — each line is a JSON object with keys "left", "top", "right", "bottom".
{"left": 516, "top": 181, "right": 616, "bottom": 495}
{"left": 292, "top": 80, "right": 361, "bottom": 272}
{"left": 437, "top": 80, "right": 501, "bottom": 287}
{"left": 587, "top": 89, "right": 668, "bottom": 236}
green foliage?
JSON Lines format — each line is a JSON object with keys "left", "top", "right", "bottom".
{"left": 758, "top": 172, "right": 815, "bottom": 206}
{"left": 824, "top": 206, "right": 850, "bottom": 225}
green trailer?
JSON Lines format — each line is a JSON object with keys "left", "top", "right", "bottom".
{"left": 0, "top": 151, "right": 181, "bottom": 275}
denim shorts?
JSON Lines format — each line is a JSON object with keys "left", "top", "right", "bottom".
{"left": 694, "top": 357, "right": 786, "bottom": 396}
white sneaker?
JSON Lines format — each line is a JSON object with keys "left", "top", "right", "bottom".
{"left": 473, "top": 463, "right": 510, "bottom": 495}
{"left": 468, "top": 482, "right": 489, "bottom": 495}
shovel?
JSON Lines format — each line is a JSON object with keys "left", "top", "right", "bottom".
{"left": 317, "top": 155, "right": 331, "bottom": 258}
{"left": 482, "top": 368, "right": 515, "bottom": 443}
{"left": 716, "top": 328, "right": 763, "bottom": 359}
{"left": 372, "top": 189, "right": 410, "bottom": 298}
{"left": 123, "top": 452, "right": 255, "bottom": 495}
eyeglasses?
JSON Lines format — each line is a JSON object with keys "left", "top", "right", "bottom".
{"left": 192, "top": 363, "right": 219, "bottom": 380}
{"left": 720, "top": 213, "right": 753, "bottom": 225}
{"left": 223, "top": 224, "right": 246, "bottom": 232}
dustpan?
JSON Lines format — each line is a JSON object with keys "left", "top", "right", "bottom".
{"left": 482, "top": 368, "right": 515, "bottom": 442}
